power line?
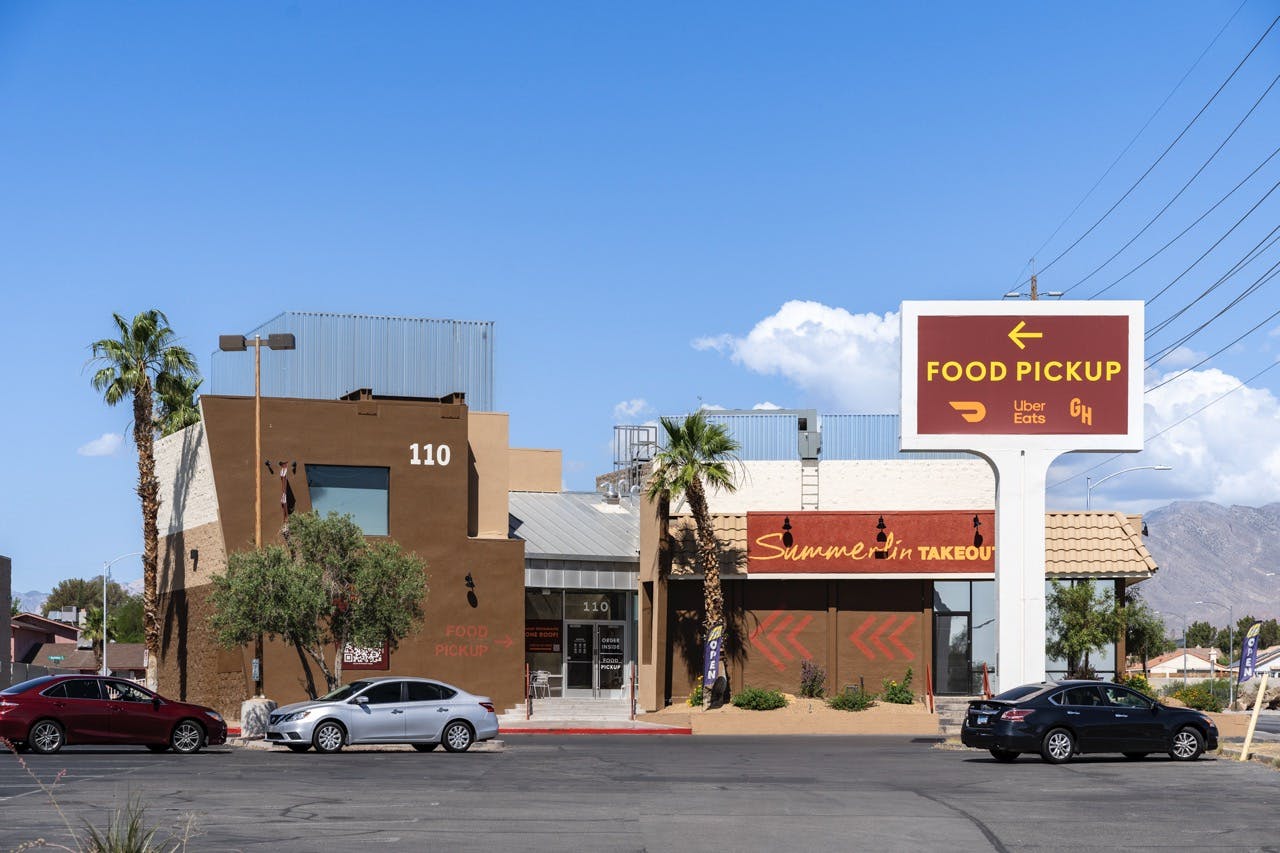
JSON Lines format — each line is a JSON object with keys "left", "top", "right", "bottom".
{"left": 1048, "top": 358, "right": 1280, "bottom": 491}
{"left": 1145, "top": 215, "right": 1280, "bottom": 345}
{"left": 1014, "top": 12, "right": 1279, "bottom": 288}
{"left": 1021, "top": 1, "right": 1250, "bottom": 278}
{"left": 1062, "top": 69, "right": 1280, "bottom": 297}
{"left": 1087, "top": 143, "right": 1280, "bottom": 299}
{"left": 1145, "top": 261, "right": 1280, "bottom": 387}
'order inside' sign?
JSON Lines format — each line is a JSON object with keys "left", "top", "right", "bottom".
{"left": 900, "top": 301, "right": 1143, "bottom": 450}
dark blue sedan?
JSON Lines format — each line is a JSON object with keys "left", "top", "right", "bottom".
{"left": 961, "top": 680, "right": 1218, "bottom": 764}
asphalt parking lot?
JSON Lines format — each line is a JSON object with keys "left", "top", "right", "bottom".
{"left": 1, "top": 735, "right": 1276, "bottom": 852}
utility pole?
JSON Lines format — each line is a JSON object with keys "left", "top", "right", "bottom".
{"left": 1030, "top": 272, "right": 1038, "bottom": 301}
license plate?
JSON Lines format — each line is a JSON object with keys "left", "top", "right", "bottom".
{"left": 977, "top": 715, "right": 988, "bottom": 725}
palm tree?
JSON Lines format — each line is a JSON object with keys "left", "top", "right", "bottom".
{"left": 81, "top": 605, "right": 116, "bottom": 673}
{"left": 89, "top": 310, "right": 198, "bottom": 689}
{"left": 157, "top": 374, "right": 203, "bottom": 437}
{"left": 646, "top": 411, "right": 740, "bottom": 702}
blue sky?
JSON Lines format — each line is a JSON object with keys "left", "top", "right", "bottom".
{"left": 3, "top": 2, "right": 1279, "bottom": 592}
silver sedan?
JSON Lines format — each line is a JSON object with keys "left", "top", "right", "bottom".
{"left": 265, "top": 676, "right": 499, "bottom": 754}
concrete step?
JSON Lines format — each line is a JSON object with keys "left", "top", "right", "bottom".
{"left": 498, "top": 698, "right": 640, "bottom": 723}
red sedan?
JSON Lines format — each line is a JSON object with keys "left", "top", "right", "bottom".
{"left": 0, "top": 675, "right": 227, "bottom": 754}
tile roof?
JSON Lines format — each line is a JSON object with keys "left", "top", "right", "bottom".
{"left": 668, "top": 511, "right": 1157, "bottom": 580}
{"left": 509, "top": 491, "right": 640, "bottom": 563}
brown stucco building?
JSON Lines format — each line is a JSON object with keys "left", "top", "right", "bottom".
{"left": 154, "top": 391, "right": 559, "bottom": 717}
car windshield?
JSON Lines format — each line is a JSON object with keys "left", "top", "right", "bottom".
{"left": 993, "top": 684, "right": 1046, "bottom": 701}
{"left": 1, "top": 676, "right": 55, "bottom": 695}
{"left": 318, "top": 681, "right": 374, "bottom": 702}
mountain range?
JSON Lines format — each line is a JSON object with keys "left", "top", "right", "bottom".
{"left": 1135, "top": 501, "right": 1280, "bottom": 629}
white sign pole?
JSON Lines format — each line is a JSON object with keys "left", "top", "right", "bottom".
{"left": 986, "top": 449, "right": 1059, "bottom": 688}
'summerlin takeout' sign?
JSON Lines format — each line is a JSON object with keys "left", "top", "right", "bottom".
{"left": 746, "top": 510, "right": 995, "bottom": 575}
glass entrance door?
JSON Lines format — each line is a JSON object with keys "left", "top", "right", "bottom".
{"left": 565, "top": 622, "right": 628, "bottom": 698}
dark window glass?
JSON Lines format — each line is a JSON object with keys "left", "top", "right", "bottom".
{"left": 1053, "top": 686, "right": 1103, "bottom": 706}
{"left": 932, "top": 581, "right": 970, "bottom": 614}
{"left": 1103, "top": 686, "right": 1151, "bottom": 709}
{"left": 64, "top": 680, "right": 103, "bottom": 700}
{"left": 406, "top": 682, "right": 455, "bottom": 702}
{"left": 104, "top": 681, "right": 150, "bottom": 702}
{"left": 993, "top": 684, "right": 1045, "bottom": 701}
{"left": 42, "top": 682, "right": 68, "bottom": 698}
{"left": 305, "top": 465, "right": 390, "bottom": 536}
{"left": 360, "top": 681, "right": 404, "bottom": 704}
{"left": 321, "top": 680, "right": 372, "bottom": 702}
{"left": 2, "top": 676, "right": 56, "bottom": 695}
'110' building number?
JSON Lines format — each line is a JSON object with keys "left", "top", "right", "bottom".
{"left": 409, "top": 443, "right": 452, "bottom": 466}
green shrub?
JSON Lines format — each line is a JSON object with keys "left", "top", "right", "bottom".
{"left": 1172, "top": 683, "right": 1224, "bottom": 713}
{"left": 881, "top": 666, "right": 914, "bottom": 705}
{"left": 828, "top": 687, "right": 875, "bottom": 712}
{"left": 687, "top": 682, "right": 704, "bottom": 707}
{"left": 799, "top": 659, "right": 827, "bottom": 698}
{"left": 731, "top": 687, "right": 788, "bottom": 711}
{"left": 1116, "top": 673, "right": 1155, "bottom": 698}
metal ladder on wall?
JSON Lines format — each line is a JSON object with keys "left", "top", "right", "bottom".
{"left": 800, "top": 459, "right": 819, "bottom": 510}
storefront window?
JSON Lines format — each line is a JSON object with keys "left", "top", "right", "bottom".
{"left": 565, "top": 592, "right": 626, "bottom": 621}
{"left": 305, "top": 465, "right": 389, "bottom": 536}
{"left": 1045, "top": 579, "right": 1117, "bottom": 679}
{"left": 525, "top": 591, "right": 564, "bottom": 621}
{"left": 933, "top": 581, "right": 969, "bottom": 614}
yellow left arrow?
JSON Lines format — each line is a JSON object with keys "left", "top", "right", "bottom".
{"left": 1008, "top": 320, "right": 1043, "bottom": 350}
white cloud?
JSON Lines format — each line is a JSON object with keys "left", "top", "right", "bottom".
{"left": 1140, "top": 367, "right": 1280, "bottom": 506}
{"left": 1146, "top": 346, "right": 1204, "bottom": 371}
{"left": 613, "top": 398, "right": 651, "bottom": 421}
{"left": 77, "top": 432, "right": 124, "bottom": 457}
{"left": 694, "top": 300, "right": 901, "bottom": 411}
{"left": 752, "top": 401, "right": 782, "bottom": 410}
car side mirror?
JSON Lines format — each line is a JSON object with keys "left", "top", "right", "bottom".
{"left": 354, "top": 696, "right": 369, "bottom": 705}
{"left": 153, "top": 698, "right": 161, "bottom": 710}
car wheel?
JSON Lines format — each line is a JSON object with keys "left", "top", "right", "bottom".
{"left": 312, "top": 721, "right": 345, "bottom": 754}
{"left": 146, "top": 744, "right": 170, "bottom": 753}
{"left": 28, "top": 721, "right": 64, "bottom": 755}
{"left": 441, "top": 721, "right": 474, "bottom": 753}
{"left": 989, "top": 748, "right": 1019, "bottom": 763}
{"left": 1169, "top": 727, "right": 1204, "bottom": 761}
{"left": 1122, "top": 752, "right": 1148, "bottom": 760}
{"left": 286, "top": 744, "right": 311, "bottom": 753}
{"left": 170, "top": 720, "right": 204, "bottom": 754}
{"left": 1040, "top": 728, "right": 1074, "bottom": 764}
{"left": 412, "top": 743, "right": 438, "bottom": 753}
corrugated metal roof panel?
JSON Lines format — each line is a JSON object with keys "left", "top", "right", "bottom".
{"left": 821, "top": 414, "right": 969, "bottom": 460}
{"left": 209, "top": 312, "right": 495, "bottom": 410}
{"left": 508, "top": 491, "right": 640, "bottom": 562}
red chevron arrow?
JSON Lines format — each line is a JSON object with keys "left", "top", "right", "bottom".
{"left": 849, "top": 614, "right": 878, "bottom": 659}
{"left": 888, "top": 615, "right": 915, "bottom": 661}
{"left": 495, "top": 635, "right": 513, "bottom": 649}
{"left": 870, "top": 616, "right": 894, "bottom": 659}
{"left": 768, "top": 613, "right": 795, "bottom": 664}
{"left": 786, "top": 614, "right": 813, "bottom": 659}
{"left": 750, "top": 610, "right": 786, "bottom": 670}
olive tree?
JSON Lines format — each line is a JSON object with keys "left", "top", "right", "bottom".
{"left": 1046, "top": 580, "right": 1124, "bottom": 679}
{"left": 210, "top": 512, "right": 429, "bottom": 696}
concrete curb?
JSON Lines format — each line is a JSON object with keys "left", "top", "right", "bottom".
{"left": 500, "top": 726, "right": 692, "bottom": 735}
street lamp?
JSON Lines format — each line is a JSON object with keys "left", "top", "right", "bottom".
{"left": 1086, "top": 465, "right": 1172, "bottom": 510}
{"left": 101, "top": 552, "right": 143, "bottom": 677}
{"left": 1196, "top": 598, "right": 1236, "bottom": 708}
{"left": 218, "top": 331, "right": 296, "bottom": 697}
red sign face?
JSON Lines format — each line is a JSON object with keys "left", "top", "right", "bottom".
{"left": 525, "top": 620, "right": 562, "bottom": 654}
{"left": 915, "top": 314, "right": 1129, "bottom": 435}
{"left": 747, "top": 511, "right": 994, "bottom": 575}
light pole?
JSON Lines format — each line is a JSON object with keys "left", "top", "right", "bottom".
{"left": 101, "top": 552, "right": 143, "bottom": 677}
{"left": 1196, "top": 598, "right": 1235, "bottom": 707}
{"left": 218, "top": 332, "right": 296, "bottom": 697}
{"left": 1086, "top": 465, "right": 1172, "bottom": 510}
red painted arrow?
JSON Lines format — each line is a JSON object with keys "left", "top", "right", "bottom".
{"left": 495, "top": 635, "right": 513, "bottom": 649}
{"left": 888, "top": 615, "right": 915, "bottom": 661}
{"left": 849, "top": 614, "right": 878, "bottom": 659}
{"left": 768, "top": 613, "right": 795, "bottom": 663}
{"left": 749, "top": 610, "right": 786, "bottom": 670}
{"left": 870, "top": 616, "right": 893, "bottom": 659}
{"left": 786, "top": 614, "right": 813, "bottom": 659}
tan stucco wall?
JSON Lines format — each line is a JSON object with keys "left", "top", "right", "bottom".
{"left": 467, "top": 412, "right": 512, "bottom": 538}
{"left": 509, "top": 448, "right": 562, "bottom": 492}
